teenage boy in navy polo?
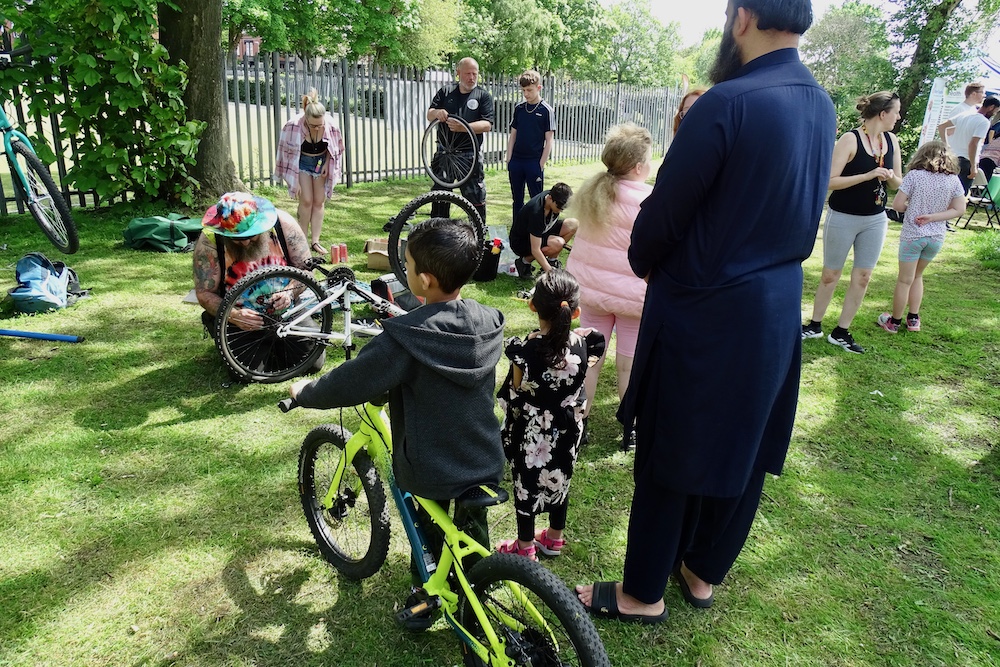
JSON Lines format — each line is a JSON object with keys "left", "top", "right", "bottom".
{"left": 426, "top": 57, "right": 495, "bottom": 224}
{"left": 506, "top": 70, "right": 556, "bottom": 222}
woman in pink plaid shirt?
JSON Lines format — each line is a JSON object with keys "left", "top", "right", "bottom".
{"left": 274, "top": 88, "right": 344, "bottom": 255}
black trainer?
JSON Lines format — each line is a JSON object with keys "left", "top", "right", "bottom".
{"left": 801, "top": 322, "right": 823, "bottom": 340}
{"left": 548, "top": 258, "right": 562, "bottom": 270}
{"left": 514, "top": 257, "right": 534, "bottom": 279}
{"left": 827, "top": 329, "right": 864, "bottom": 354}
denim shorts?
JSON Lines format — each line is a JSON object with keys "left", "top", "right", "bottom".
{"left": 299, "top": 153, "right": 325, "bottom": 178}
{"left": 898, "top": 236, "right": 943, "bottom": 263}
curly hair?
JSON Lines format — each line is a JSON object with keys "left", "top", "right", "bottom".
{"left": 905, "top": 141, "right": 958, "bottom": 175}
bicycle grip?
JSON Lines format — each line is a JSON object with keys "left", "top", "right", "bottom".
{"left": 278, "top": 397, "right": 298, "bottom": 412}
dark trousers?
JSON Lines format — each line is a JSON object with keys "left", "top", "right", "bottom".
{"left": 958, "top": 157, "right": 973, "bottom": 194}
{"left": 515, "top": 499, "right": 568, "bottom": 543}
{"left": 621, "top": 457, "right": 767, "bottom": 605}
{"left": 430, "top": 151, "right": 487, "bottom": 224}
{"left": 980, "top": 157, "right": 997, "bottom": 183}
{"left": 508, "top": 157, "right": 544, "bottom": 222}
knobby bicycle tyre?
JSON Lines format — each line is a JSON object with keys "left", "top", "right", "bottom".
{"left": 8, "top": 141, "right": 79, "bottom": 254}
{"left": 459, "top": 553, "right": 610, "bottom": 667}
{"left": 422, "top": 116, "right": 478, "bottom": 189}
{"left": 215, "top": 265, "right": 332, "bottom": 383}
{"left": 298, "top": 424, "right": 391, "bottom": 580}
{"left": 387, "top": 190, "right": 486, "bottom": 285}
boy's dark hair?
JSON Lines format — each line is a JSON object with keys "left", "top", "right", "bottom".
{"left": 406, "top": 217, "right": 481, "bottom": 293}
{"left": 518, "top": 70, "right": 541, "bottom": 87}
{"left": 983, "top": 97, "right": 1000, "bottom": 111}
{"left": 531, "top": 269, "right": 580, "bottom": 369}
{"left": 549, "top": 182, "right": 572, "bottom": 209}
{"left": 736, "top": 0, "right": 812, "bottom": 34}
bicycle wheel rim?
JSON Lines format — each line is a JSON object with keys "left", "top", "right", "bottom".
{"left": 422, "top": 118, "right": 477, "bottom": 189}
{"left": 216, "top": 267, "right": 331, "bottom": 383}
{"left": 10, "top": 142, "right": 78, "bottom": 253}
{"left": 299, "top": 426, "right": 390, "bottom": 579}
{"left": 388, "top": 191, "right": 486, "bottom": 285}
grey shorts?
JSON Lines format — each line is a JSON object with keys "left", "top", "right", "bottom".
{"left": 822, "top": 208, "right": 888, "bottom": 271}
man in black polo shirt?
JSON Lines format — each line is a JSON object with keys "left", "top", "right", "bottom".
{"left": 509, "top": 182, "right": 578, "bottom": 278}
{"left": 426, "top": 57, "right": 495, "bottom": 224}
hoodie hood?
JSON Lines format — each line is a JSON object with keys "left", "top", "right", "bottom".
{"left": 382, "top": 299, "right": 504, "bottom": 388}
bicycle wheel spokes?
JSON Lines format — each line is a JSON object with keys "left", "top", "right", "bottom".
{"left": 9, "top": 141, "right": 79, "bottom": 253}
{"left": 460, "top": 554, "right": 609, "bottom": 667}
{"left": 298, "top": 425, "right": 390, "bottom": 580}
{"left": 421, "top": 117, "right": 477, "bottom": 189}
{"left": 216, "top": 266, "right": 332, "bottom": 383}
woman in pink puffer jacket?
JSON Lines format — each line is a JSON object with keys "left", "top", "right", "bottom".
{"left": 566, "top": 123, "right": 653, "bottom": 449}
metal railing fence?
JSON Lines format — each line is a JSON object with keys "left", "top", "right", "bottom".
{"left": 0, "top": 54, "right": 681, "bottom": 213}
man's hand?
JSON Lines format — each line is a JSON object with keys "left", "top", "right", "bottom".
{"left": 445, "top": 117, "right": 466, "bottom": 133}
{"left": 430, "top": 108, "right": 449, "bottom": 123}
{"left": 228, "top": 307, "right": 265, "bottom": 331}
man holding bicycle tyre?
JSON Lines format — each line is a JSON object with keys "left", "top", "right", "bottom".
{"left": 426, "top": 57, "right": 494, "bottom": 224}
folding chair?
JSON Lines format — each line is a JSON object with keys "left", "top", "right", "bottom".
{"left": 962, "top": 173, "right": 1000, "bottom": 229}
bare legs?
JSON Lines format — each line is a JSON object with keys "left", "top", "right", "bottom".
{"left": 582, "top": 350, "right": 632, "bottom": 418}
{"left": 891, "top": 258, "right": 931, "bottom": 319}
{"left": 297, "top": 175, "right": 326, "bottom": 248}
{"left": 809, "top": 266, "right": 874, "bottom": 329}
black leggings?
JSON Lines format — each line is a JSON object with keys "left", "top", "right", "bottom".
{"left": 515, "top": 498, "right": 568, "bottom": 543}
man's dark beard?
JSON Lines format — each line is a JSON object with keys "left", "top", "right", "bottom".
{"left": 709, "top": 25, "right": 743, "bottom": 84}
{"left": 225, "top": 233, "right": 270, "bottom": 264}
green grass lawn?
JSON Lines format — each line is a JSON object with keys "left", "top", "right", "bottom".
{"left": 1, "top": 161, "right": 999, "bottom": 667}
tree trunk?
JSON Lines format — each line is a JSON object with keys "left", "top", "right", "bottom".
{"left": 893, "top": 0, "right": 962, "bottom": 128}
{"left": 159, "top": 0, "right": 245, "bottom": 201}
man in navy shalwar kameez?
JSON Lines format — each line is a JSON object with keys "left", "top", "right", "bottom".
{"left": 578, "top": 0, "right": 837, "bottom": 623}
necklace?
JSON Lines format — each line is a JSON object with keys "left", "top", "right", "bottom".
{"left": 525, "top": 100, "right": 541, "bottom": 114}
{"left": 863, "top": 125, "right": 885, "bottom": 167}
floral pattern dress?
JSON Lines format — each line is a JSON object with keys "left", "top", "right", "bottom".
{"left": 497, "top": 329, "right": 605, "bottom": 517}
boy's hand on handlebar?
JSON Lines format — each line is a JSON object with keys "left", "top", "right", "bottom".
{"left": 290, "top": 378, "right": 311, "bottom": 400}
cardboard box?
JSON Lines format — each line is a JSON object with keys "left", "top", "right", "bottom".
{"left": 364, "top": 238, "right": 391, "bottom": 270}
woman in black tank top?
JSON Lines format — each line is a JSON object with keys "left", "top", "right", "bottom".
{"left": 802, "top": 92, "right": 903, "bottom": 355}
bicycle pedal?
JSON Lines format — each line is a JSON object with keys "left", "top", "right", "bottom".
{"left": 395, "top": 595, "right": 441, "bottom": 629}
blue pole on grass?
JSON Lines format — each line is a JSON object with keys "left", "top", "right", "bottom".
{"left": 0, "top": 329, "right": 84, "bottom": 343}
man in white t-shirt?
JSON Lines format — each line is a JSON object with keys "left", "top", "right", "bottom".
{"left": 938, "top": 97, "right": 1000, "bottom": 193}
{"left": 947, "top": 82, "right": 986, "bottom": 121}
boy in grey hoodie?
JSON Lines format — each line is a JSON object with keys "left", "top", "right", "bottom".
{"left": 290, "top": 218, "right": 505, "bottom": 622}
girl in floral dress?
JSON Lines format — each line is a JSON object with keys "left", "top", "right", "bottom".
{"left": 496, "top": 270, "right": 604, "bottom": 560}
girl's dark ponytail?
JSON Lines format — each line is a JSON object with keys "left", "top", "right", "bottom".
{"left": 531, "top": 270, "right": 580, "bottom": 369}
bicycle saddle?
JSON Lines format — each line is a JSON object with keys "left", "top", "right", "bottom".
{"left": 456, "top": 483, "right": 509, "bottom": 510}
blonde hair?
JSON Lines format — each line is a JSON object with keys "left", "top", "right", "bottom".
{"left": 568, "top": 123, "right": 652, "bottom": 235}
{"left": 906, "top": 140, "right": 958, "bottom": 175}
{"left": 302, "top": 88, "right": 326, "bottom": 118}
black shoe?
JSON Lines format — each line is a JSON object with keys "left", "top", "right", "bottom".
{"left": 801, "top": 322, "right": 823, "bottom": 340}
{"left": 827, "top": 329, "right": 864, "bottom": 354}
{"left": 946, "top": 222, "right": 956, "bottom": 232}
{"left": 580, "top": 416, "right": 589, "bottom": 446}
{"left": 548, "top": 258, "right": 562, "bottom": 270}
{"left": 514, "top": 257, "right": 534, "bottom": 279}
{"left": 621, "top": 423, "right": 635, "bottom": 452}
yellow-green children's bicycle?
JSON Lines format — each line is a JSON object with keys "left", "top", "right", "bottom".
{"left": 281, "top": 396, "right": 610, "bottom": 666}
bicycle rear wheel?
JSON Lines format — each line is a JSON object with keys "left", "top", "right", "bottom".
{"left": 215, "top": 265, "right": 332, "bottom": 383}
{"left": 298, "top": 424, "right": 390, "bottom": 580}
{"left": 459, "top": 553, "right": 610, "bottom": 667}
{"left": 387, "top": 190, "right": 486, "bottom": 285}
{"left": 8, "top": 141, "right": 79, "bottom": 254}
{"left": 422, "top": 116, "right": 478, "bottom": 189}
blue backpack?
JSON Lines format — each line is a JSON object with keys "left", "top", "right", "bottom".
{"left": 7, "top": 252, "right": 88, "bottom": 314}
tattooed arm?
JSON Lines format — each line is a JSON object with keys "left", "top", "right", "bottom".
{"left": 193, "top": 232, "right": 224, "bottom": 317}
{"left": 279, "top": 210, "right": 313, "bottom": 268}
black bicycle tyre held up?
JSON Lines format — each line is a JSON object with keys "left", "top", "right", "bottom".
{"left": 459, "top": 553, "right": 610, "bottom": 667}
{"left": 387, "top": 190, "right": 486, "bottom": 285}
{"left": 422, "top": 115, "right": 478, "bottom": 190}
{"left": 215, "top": 265, "right": 333, "bottom": 384}
{"left": 298, "top": 424, "right": 391, "bottom": 580}
{"left": 8, "top": 141, "right": 79, "bottom": 254}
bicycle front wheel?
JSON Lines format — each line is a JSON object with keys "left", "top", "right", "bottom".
{"left": 8, "top": 141, "right": 79, "bottom": 254}
{"left": 459, "top": 553, "right": 610, "bottom": 667}
{"left": 215, "top": 265, "right": 332, "bottom": 383}
{"left": 387, "top": 190, "right": 486, "bottom": 285}
{"left": 422, "top": 116, "right": 478, "bottom": 189}
{"left": 298, "top": 424, "right": 390, "bottom": 580}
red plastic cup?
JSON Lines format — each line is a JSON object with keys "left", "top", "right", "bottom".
{"left": 330, "top": 244, "right": 341, "bottom": 264}
{"left": 339, "top": 243, "right": 348, "bottom": 262}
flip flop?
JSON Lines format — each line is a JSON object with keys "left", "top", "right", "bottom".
{"left": 674, "top": 568, "right": 714, "bottom": 608}
{"left": 583, "top": 581, "right": 668, "bottom": 625}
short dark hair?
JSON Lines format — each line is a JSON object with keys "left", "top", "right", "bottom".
{"left": 983, "top": 97, "right": 1000, "bottom": 110}
{"left": 549, "top": 182, "right": 572, "bottom": 209}
{"left": 406, "top": 217, "right": 481, "bottom": 293}
{"left": 736, "top": 0, "right": 813, "bottom": 34}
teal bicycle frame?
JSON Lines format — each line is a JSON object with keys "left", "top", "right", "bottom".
{"left": 1, "top": 105, "right": 36, "bottom": 197}
{"left": 326, "top": 402, "right": 554, "bottom": 664}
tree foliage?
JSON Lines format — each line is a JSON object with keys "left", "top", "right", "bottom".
{"left": 457, "top": 0, "right": 564, "bottom": 73}
{"left": 0, "top": 0, "right": 202, "bottom": 204}
{"left": 386, "top": 0, "right": 461, "bottom": 69}
{"left": 576, "top": 0, "right": 680, "bottom": 85}
{"left": 801, "top": 2, "right": 895, "bottom": 134}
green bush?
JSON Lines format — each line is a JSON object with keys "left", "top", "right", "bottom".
{"left": 966, "top": 229, "right": 1000, "bottom": 269}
